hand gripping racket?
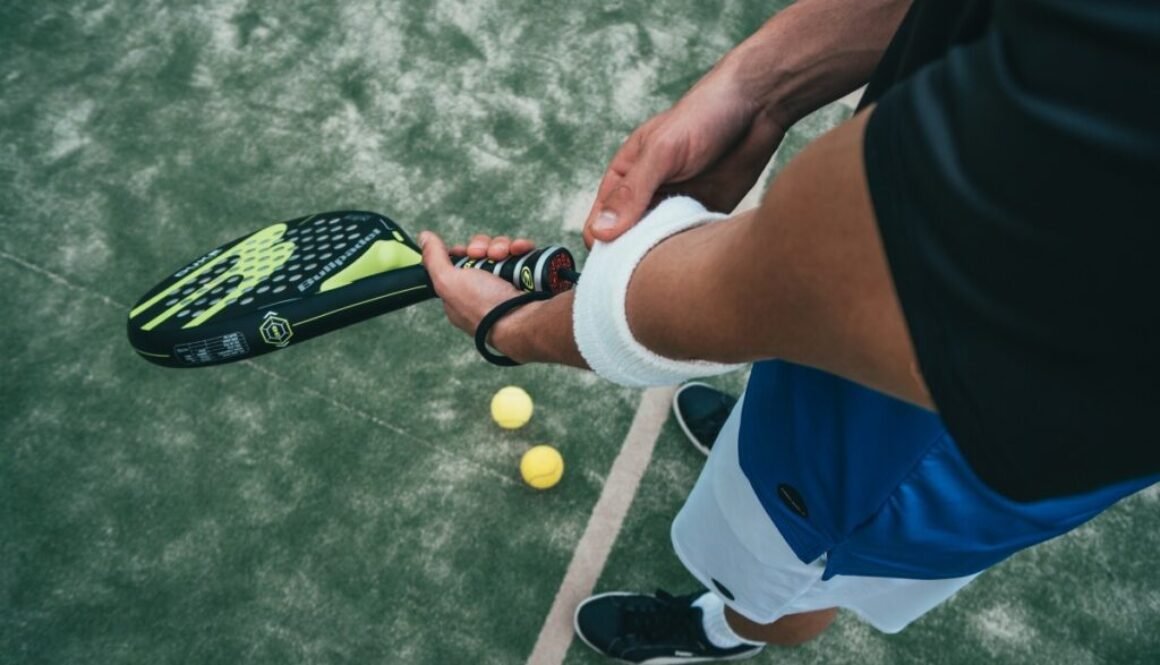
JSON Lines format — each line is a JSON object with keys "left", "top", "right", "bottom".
{"left": 126, "top": 211, "right": 577, "bottom": 368}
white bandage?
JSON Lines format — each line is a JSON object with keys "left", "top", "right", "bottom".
{"left": 572, "top": 196, "right": 745, "bottom": 387}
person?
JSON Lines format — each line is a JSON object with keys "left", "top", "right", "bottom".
{"left": 418, "top": 0, "right": 1160, "bottom": 662}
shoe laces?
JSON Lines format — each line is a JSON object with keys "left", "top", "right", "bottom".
{"left": 621, "top": 590, "right": 703, "bottom": 643}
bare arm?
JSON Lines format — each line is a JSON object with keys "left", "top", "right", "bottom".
{"left": 582, "top": 0, "right": 912, "bottom": 245}
{"left": 484, "top": 106, "right": 931, "bottom": 408}
{"left": 730, "top": 0, "right": 911, "bottom": 128}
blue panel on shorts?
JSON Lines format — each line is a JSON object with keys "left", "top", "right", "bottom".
{"left": 737, "top": 360, "right": 1157, "bottom": 580}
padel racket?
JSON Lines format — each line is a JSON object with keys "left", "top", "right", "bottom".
{"left": 127, "top": 210, "right": 576, "bottom": 368}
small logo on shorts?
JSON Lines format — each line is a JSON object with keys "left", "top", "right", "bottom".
{"left": 778, "top": 484, "right": 809, "bottom": 518}
{"left": 711, "top": 578, "right": 736, "bottom": 601}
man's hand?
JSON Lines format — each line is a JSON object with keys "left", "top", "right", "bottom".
{"left": 447, "top": 233, "right": 537, "bottom": 262}
{"left": 581, "top": 0, "right": 913, "bottom": 249}
{"left": 582, "top": 61, "right": 786, "bottom": 248}
{"left": 418, "top": 231, "right": 532, "bottom": 339}
{"left": 419, "top": 230, "right": 588, "bottom": 368}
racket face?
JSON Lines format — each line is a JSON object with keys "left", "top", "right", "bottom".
{"left": 128, "top": 211, "right": 434, "bottom": 367}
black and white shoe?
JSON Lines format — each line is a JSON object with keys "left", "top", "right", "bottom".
{"left": 672, "top": 382, "right": 738, "bottom": 456}
{"left": 573, "top": 590, "right": 764, "bottom": 664}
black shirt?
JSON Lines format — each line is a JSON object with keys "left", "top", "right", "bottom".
{"left": 861, "top": 0, "right": 1160, "bottom": 501}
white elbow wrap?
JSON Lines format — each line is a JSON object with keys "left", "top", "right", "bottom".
{"left": 572, "top": 196, "right": 746, "bottom": 387}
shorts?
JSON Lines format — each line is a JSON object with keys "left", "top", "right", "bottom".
{"left": 670, "top": 393, "right": 978, "bottom": 634}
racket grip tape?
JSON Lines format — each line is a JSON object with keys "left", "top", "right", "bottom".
{"left": 452, "top": 246, "right": 576, "bottom": 295}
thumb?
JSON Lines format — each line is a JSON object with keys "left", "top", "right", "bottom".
{"left": 587, "top": 164, "right": 668, "bottom": 246}
{"left": 418, "top": 231, "right": 455, "bottom": 290}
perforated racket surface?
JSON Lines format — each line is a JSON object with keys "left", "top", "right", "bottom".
{"left": 127, "top": 210, "right": 574, "bottom": 368}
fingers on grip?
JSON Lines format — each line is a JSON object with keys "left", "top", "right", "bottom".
{"left": 419, "top": 231, "right": 455, "bottom": 291}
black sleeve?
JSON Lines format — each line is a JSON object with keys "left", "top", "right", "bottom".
{"left": 863, "top": 0, "right": 1160, "bottom": 501}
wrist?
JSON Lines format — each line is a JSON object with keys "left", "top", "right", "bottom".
{"left": 721, "top": 0, "right": 904, "bottom": 130}
{"left": 488, "top": 298, "right": 545, "bottom": 363}
{"left": 722, "top": 31, "right": 806, "bottom": 130}
{"left": 487, "top": 291, "right": 587, "bottom": 369}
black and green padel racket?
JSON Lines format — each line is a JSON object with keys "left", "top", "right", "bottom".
{"left": 127, "top": 211, "right": 576, "bottom": 368}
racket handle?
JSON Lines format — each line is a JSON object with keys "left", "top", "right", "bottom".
{"left": 452, "top": 246, "right": 577, "bottom": 295}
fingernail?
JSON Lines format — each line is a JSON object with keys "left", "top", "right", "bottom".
{"left": 418, "top": 231, "right": 429, "bottom": 247}
{"left": 593, "top": 211, "right": 617, "bottom": 231}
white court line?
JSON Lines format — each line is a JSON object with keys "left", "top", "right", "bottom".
{"left": 242, "top": 361, "right": 519, "bottom": 486}
{"left": 525, "top": 385, "right": 675, "bottom": 665}
{"left": 0, "top": 247, "right": 129, "bottom": 309}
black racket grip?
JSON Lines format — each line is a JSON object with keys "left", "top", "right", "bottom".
{"left": 452, "top": 246, "right": 577, "bottom": 295}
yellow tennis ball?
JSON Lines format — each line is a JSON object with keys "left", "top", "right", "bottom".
{"left": 491, "top": 386, "right": 533, "bottom": 429}
{"left": 520, "top": 445, "right": 564, "bottom": 490}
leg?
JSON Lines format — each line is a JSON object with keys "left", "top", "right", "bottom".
{"left": 726, "top": 606, "right": 836, "bottom": 646}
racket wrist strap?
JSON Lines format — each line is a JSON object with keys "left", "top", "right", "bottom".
{"left": 475, "top": 290, "right": 553, "bottom": 367}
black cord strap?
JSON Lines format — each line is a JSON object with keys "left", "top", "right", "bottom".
{"left": 475, "top": 290, "right": 553, "bottom": 367}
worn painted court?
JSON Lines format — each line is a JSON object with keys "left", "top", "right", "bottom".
{"left": 1, "top": 2, "right": 1157, "bottom": 664}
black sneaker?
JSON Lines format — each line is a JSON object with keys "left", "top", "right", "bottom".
{"left": 672, "top": 383, "right": 737, "bottom": 456}
{"left": 573, "top": 589, "right": 763, "bottom": 664}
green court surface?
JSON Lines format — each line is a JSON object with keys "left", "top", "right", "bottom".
{"left": 1, "top": 2, "right": 1156, "bottom": 664}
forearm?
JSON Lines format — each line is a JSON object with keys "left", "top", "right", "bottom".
{"left": 496, "top": 107, "right": 931, "bottom": 408}
{"left": 492, "top": 291, "right": 587, "bottom": 369}
{"left": 628, "top": 107, "right": 931, "bottom": 407}
{"left": 498, "top": 210, "right": 778, "bottom": 368}
{"left": 722, "top": 0, "right": 910, "bottom": 127}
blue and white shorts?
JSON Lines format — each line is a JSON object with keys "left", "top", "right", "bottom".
{"left": 670, "top": 394, "right": 978, "bottom": 633}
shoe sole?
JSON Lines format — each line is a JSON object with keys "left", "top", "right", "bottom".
{"left": 572, "top": 592, "right": 762, "bottom": 665}
{"left": 672, "top": 382, "right": 714, "bottom": 457}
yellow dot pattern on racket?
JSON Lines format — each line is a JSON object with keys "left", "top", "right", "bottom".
{"left": 131, "top": 223, "right": 296, "bottom": 331}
